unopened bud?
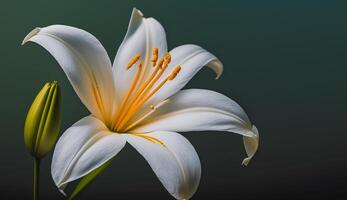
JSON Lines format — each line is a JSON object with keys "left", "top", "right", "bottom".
{"left": 24, "top": 81, "right": 61, "bottom": 158}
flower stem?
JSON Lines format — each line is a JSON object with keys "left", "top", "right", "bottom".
{"left": 33, "top": 157, "right": 40, "bottom": 200}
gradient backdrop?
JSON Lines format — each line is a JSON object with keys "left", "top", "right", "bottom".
{"left": 1, "top": 0, "right": 346, "bottom": 199}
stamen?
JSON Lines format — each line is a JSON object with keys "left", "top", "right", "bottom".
{"left": 115, "top": 52, "right": 179, "bottom": 132}
{"left": 113, "top": 62, "right": 142, "bottom": 130}
{"left": 126, "top": 56, "right": 169, "bottom": 114}
{"left": 133, "top": 59, "right": 168, "bottom": 104}
{"left": 136, "top": 49, "right": 160, "bottom": 90}
{"left": 134, "top": 58, "right": 164, "bottom": 98}
{"left": 137, "top": 65, "right": 181, "bottom": 107}
{"left": 117, "top": 65, "right": 181, "bottom": 131}
{"left": 115, "top": 58, "right": 167, "bottom": 131}
{"left": 123, "top": 62, "right": 143, "bottom": 104}
{"left": 115, "top": 58, "right": 164, "bottom": 129}
{"left": 126, "top": 54, "right": 141, "bottom": 69}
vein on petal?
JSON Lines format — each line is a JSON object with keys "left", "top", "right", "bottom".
{"left": 132, "top": 133, "right": 166, "bottom": 147}
{"left": 36, "top": 32, "right": 109, "bottom": 121}
{"left": 57, "top": 132, "right": 105, "bottom": 187}
{"left": 133, "top": 107, "right": 254, "bottom": 135}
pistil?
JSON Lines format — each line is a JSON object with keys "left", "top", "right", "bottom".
{"left": 124, "top": 99, "right": 171, "bottom": 132}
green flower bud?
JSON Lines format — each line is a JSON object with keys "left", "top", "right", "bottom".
{"left": 24, "top": 81, "right": 61, "bottom": 158}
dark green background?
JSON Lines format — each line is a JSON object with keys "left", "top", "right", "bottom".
{"left": 1, "top": 0, "right": 346, "bottom": 199}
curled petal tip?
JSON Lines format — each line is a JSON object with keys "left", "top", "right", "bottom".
{"left": 241, "top": 125, "right": 259, "bottom": 166}
{"left": 132, "top": 7, "right": 144, "bottom": 17}
{"left": 242, "top": 157, "right": 252, "bottom": 166}
{"left": 210, "top": 59, "right": 223, "bottom": 80}
{"left": 57, "top": 182, "right": 67, "bottom": 196}
{"left": 59, "top": 189, "right": 67, "bottom": 196}
{"left": 215, "top": 73, "right": 222, "bottom": 80}
{"left": 22, "top": 27, "right": 41, "bottom": 45}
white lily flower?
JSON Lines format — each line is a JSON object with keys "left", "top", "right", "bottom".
{"left": 22, "top": 8, "right": 259, "bottom": 199}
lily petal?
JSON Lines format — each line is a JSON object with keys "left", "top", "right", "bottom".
{"left": 125, "top": 131, "right": 201, "bottom": 200}
{"left": 145, "top": 44, "right": 223, "bottom": 107}
{"left": 51, "top": 116, "right": 126, "bottom": 192}
{"left": 133, "top": 89, "right": 259, "bottom": 164}
{"left": 23, "top": 25, "right": 116, "bottom": 122}
{"left": 113, "top": 8, "right": 168, "bottom": 101}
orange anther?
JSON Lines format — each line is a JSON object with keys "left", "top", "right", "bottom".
{"left": 126, "top": 54, "right": 141, "bottom": 69}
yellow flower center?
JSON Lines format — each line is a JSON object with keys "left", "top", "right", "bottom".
{"left": 111, "top": 48, "right": 181, "bottom": 133}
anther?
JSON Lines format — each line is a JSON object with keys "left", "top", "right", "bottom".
{"left": 137, "top": 62, "right": 142, "bottom": 69}
{"left": 156, "top": 58, "right": 164, "bottom": 69}
{"left": 127, "top": 54, "right": 141, "bottom": 69}
{"left": 165, "top": 53, "right": 171, "bottom": 63}
{"left": 162, "top": 53, "right": 171, "bottom": 69}
{"left": 168, "top": 66, "right": 181, "bottom": 80}
{"left": 151, "top": 48, "right": 159, "bottom": 66}
{"left": 153, "top": 48, "right": 159, "bottom": 55}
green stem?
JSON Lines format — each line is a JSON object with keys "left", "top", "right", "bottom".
{"left": 33, "top": 158, "right": 40, "bottom": 200}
